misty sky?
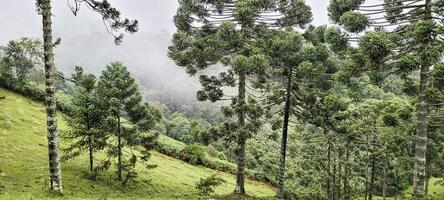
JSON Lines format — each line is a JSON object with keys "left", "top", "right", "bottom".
{"left": 0, "top": 0, "right": 331, "bottom": 101}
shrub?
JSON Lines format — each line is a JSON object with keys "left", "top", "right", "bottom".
{"left": 180, "top": 144, "right": 205, "bottom": 165}
{"left": 0, "top": 81, "right": 71, "bottom": 113}
{"left": 203, "top": 145, "right": 219, "bottom": 157}
{"left": 154, "top": 134, "right": 276, "bottom": 186}
{"left": 217, "top": 152, "right": 228, "bottom": 161}
{"left": 202, "top": 157, "right": 236, "bottom": 173}
{"left": 195, "top": 174, "right": 226, "bottom": 196}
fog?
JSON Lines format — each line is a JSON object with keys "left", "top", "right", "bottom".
{"left": 0, "top": 0, "right": 330, "bottom": 105}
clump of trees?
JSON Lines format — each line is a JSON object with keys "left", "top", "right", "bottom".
{"left": 169, "top": 0, "right": 312, "bottom": 195}
{"left": 0, "top": 38, "right": 42, "bottom": 85}
{"left": 328, "top": 0, "right": 444, "bottom": 198}
{"left": 63, "top": 63, "right": 161, "bottom": 183}
{"left": 167, "top": 0, "right": 444, "bottom": 199}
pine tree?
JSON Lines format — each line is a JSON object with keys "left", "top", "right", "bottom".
{"left": 96, "top": 62, "right": 160, "bottom": 183}
{"left": 169, "top": 0, "right": 312, "bottom": 194}
{"left": 35, "top": 0, "right": 138, "bottom": 193}
{"left": 263, "top": 25, "right": 346, "bottom": 199}
{"left": 62, "top": 66, "right": 107, "bottom": 177}
{"left": 328, "top": 0, "right": 444, "bottom": 197}
{"left": 261, "top": 28, "right": 306, "bottom": 197}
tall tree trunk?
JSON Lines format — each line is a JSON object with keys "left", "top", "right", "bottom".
{"left": 117, "top": 115, "right": 122, "bottom": 180}
{"left": 333, "top": 157, "right": 337, "bottom": 200}
{"left": 365, "top": 134, "right": 369, "bottom": 200}
{"left": 368, "top": 133, "right": 376, "bottom": 200}
{"left": 39, "top": 0, "right": 62, "bottom": 193}
{"left": 326, "top": 134, "right": 332, "bottom": 200}
{"left": 425, "top": 173, "right": 430, "bottom": 195}
{"left": 344, "top": 143, "right": 350, "bottom": 200}
{"left": 277, "top": 69, "right": 293, "bottom": 198}
{"left": 337, "top": 151, "right": 342, "bottom": 200}
{"left": 413, "top": 0, "right": 431, "bottom": 198}
{"left": 382, "top": 160, "right": 387, "bottom": 200}
{"left": 413, "top": 55, "right": 430, "bottom": 199}
{"left": 235, "top": 72, "right": 246, "bottom": 194}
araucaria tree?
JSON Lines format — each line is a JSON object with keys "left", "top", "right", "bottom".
{"left": 96, "top": 62, "right": 160, "bottom": 183}
{"left": 328, "top": 0, "right": 444, "bottom": 198}
{"left": 62, "top": 66, "right": 106, "bottom": 176}
{"left": 169, "top": 0, "right": 312, "bottom": 194}
{"left": 35, "top": 0, "right": 138, "bottom": 193}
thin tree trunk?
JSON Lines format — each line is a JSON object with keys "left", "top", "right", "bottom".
{"left": 413, "top": 0, "right": 431, "bottom": 198}
{"left": 337, "top": 151, "right": 342, "bottom": 200}
{"left": 117, "top": 115, "right": 122, "bottom": 180}
{"left": 368, "top": 133, "right": 376, "bottom": 200}
{"left": 425, "top": 168, "right": 430, "bottom": 195}
{"left": 382, "top": 160, "right": 387, "bottom": 200}
{"left": 86, "top": 110, "right": 93, "bottom": 172}
{"left": 368, "top": 155, "right": 375, "bottom": 200}
{"left": 344, "top": 144, "right": 350, "bottom": 200}
{"left": 333, "top": 157, "right": 337, "bottom": 200}
{"left": 89, "top": 137, "right": 93, "bottom": 172}
{"left": 235, "top": 72, "right": 246, "bottom": 194}
{"left": 39, "top": 0, "right": 62, "bottom": 193}
{"left": 327, "top": 136, "right": 332, "bottom": 200}
{"left": 365, "top": 134, "right": 369, "bottom": 200}
{"left": 395, "top": 171, "right": 400, "bottom": 200}
{"left": 277, "top": 68, "right": 293, "bottom": 198}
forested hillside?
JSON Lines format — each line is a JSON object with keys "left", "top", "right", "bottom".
{"left": 0, "top": 88, "right": 275, "bottom": 199}
{"left": 1, "top": 0, "right": 444, "bottom": 200}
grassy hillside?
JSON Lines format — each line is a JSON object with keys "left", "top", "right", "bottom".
{"left": 0, "top": 88, "right": 275, "bottom": 200}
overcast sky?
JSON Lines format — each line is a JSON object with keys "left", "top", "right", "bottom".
{"left": 0, "top": 0, "right": 331, "bottom": 101}
{"left": 0, "top": 1, "right": 330, "bottom": 42}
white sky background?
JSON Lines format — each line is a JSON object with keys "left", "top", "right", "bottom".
{"left": 0, "top": 0, "right": 331, "bottom": 100}
{"left": 0, "top": 1, "right": 331, "bottom": 42}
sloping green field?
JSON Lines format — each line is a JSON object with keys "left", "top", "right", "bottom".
{"left": 0, "top": 88, "right": 275, "bottom": 200}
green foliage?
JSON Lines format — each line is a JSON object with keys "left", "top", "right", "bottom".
{"left": 170, "top": 6, "right": 313, "bottom": 193}
{"left": 395, "top": 54, "right": 420, "bottom": 75}
{"left": 96, "top": 61, "right": 160, "bottom": 182}
{"left": 0, "top": 38, "right": 42, "bottom": 83}
{"left": 339, "top": 11, "right": 368, "bottom": 33}
{"left": 327, "top": 0, "right": 364, "bottom": 22}
{"left": 166, "top": 112, "right": 191, "bottom": 140}
{"left": 324, "top": 26, "right": 349, "bottom": 53}
{"left": 180, "top": 144, "right": 205, "bottom": 165}
{"left": 196, "top": 174, "right": 226, "bottom": 196}
{"left": 359, "top": 31, "right": 393, "bottom": 62}
{"left": 61, "top": 67, "right": 108, "bottom": 177}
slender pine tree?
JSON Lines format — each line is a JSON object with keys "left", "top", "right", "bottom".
{"left": 96, "top": 62, "right": 160, "bottom": 183}
{"left": 62, "top": 66, "right": 107, "bottom": 178}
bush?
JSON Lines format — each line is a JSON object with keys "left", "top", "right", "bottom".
{"left": 154, "top": 134, "right": 185, "bottom": 158}
{"left": 195, "top": 174, "right": 226, "bottom": 196}
{"left": 202, "top": 157, "right": 236, "bottom": 173}
{"left": 0, "top": 81, "right": 71, "bottom": 114}
{"left": 180, "top": 144, "right": 205, "bottom": 165}
{"left": 217, "top": 152, "right": 228, "bottom": 161}
{"left": 154, "top": 134, "right": 276, "bottom": 186}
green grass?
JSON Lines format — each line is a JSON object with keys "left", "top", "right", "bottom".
{"left": 0, "top": 88, "right": 275, "bottom": 199}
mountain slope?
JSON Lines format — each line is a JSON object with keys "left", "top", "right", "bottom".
{"left": 0, "top": 88, "right": 275, "bottom": 199}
